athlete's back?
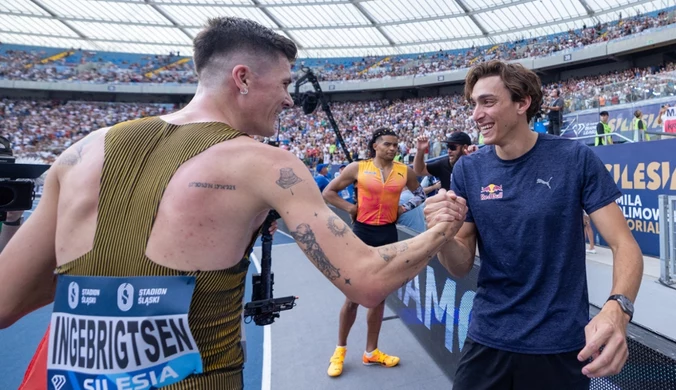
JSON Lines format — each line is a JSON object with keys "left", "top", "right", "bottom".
{"left": 55, "top": 119, "right": 273, "bottom": 273}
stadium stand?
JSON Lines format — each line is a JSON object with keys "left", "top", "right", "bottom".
{"left": 1, "top": 7, "right": 674, "bottom": 84}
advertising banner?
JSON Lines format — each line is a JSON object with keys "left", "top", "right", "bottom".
{"left": 590, "top": 138, "right": 676, "bottom": 257}
{"left": 561, "top": 100, "right": 675, "bottom": 144}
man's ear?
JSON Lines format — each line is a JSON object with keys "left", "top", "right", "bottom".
{"left": 517, "top": 95, "right": 532, "bottom": 117}
{"left": 232, "top": 64, "right": 251, "bottom": 93}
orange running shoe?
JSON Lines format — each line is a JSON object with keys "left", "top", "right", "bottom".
{"left": 362, "top": 349, "right": 400, "bottom": 367}
{"left": 327, "top": 346, "right": 347, "bottom": 377}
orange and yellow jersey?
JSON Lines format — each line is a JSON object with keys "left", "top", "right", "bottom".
{"left": 356, "top": 159, "right": 408, "bottom": 225}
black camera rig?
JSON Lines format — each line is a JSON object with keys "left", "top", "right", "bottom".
{"left": 243, "top": 210, "right": 297, "bottom": 326}
{"left": 244, "top": 67, "right": 357, "bottom": 326}
{"left": 0, "top": 136, "right": 50, "bottom": 221}
{"left": 292, "top": 67, "right": 353, "bottom": 164}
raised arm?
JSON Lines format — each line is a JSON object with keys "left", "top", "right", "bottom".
{"left": 656, "top": 106, "right": 667, "bottom": 125}
{"left": 257, "top": 150, "right": 465, "bottom": 308}
{"left": 413, "top": 136, "right": 430, "bottom": 176}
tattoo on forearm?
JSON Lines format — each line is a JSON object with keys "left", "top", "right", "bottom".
{"left": 378, "top": 242, "right": 408, "bottom": 262}
{"left": 290, "top": 223, "right": 341, "bottom": 280}
{"left": 327, "top": 216, "right": 348, "bottom": 237}
{"left": 188, "top": 182, "right": 236, "bottom": 190}
{"left": 344, "top": 278, "right": 351, "bottom": 285}
{"left": 378, "top": 247, "right": 394, "bottom": 262}
{"left": 276, "top": 168, "right": 303, "bottom": 195}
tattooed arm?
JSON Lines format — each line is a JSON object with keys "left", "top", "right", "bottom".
{"left": 322, "top": 162, "right": 358, "bottom": 215}
{"left": 257, "top": 151, "right": 466, "bottom": 308}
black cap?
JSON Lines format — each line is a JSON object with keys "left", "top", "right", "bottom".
{"left": 446, "top": 132, "right": 472, "bottom": 146}
{"left": 600, "top": 111, "right": 609, "bottom": 116}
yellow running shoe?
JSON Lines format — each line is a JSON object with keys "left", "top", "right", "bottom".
{"left": 328, "top": 346, "right": 346, "bottom": 377}
{"left": 362, "top": 349, "right": 400, "bottom": 367}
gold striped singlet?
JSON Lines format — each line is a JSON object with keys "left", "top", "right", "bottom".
{"left": 54, "top": 117, "right": 257, "bottom": 389}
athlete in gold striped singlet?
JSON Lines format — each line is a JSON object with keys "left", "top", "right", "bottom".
{"left": 0, "top": 18, "right": 466, "bottom": 390}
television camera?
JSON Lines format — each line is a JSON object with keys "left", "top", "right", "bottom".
{"left": 0, "top": 136, "right": 50, "bottom": 221}
{"left": 291, "top": 67, "right": 353, "bottom": 164}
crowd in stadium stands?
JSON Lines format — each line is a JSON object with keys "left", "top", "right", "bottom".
{"left": 0, "top": 95, "right": 467, "bottom": 166}
{"left": 0, "top": 99, "right": 171, "bottom": 163}
{"left": 1, "top": 9, "right": 674, "bottom": 85}
{"left": 3, "top": 55, "right": 674, "bottom": 167}
{"left": 318, "top": 9, "right": 676, "bottom": 81}
{"left": 1, "top": 8, "right": 675, "bottom": 168}
{"left": 2, "top": 58, "right": 674, "bottom": 164}
{"left": 0, "top": 49, "right": 198, "bottom": 84}
{"left": 547, "top": 61, "right": 676, "bottom": 112}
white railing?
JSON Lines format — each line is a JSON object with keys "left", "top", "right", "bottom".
{"left": 658, "top": 195, "right": 676, "bottom": 287}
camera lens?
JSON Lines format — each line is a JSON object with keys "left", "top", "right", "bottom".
{"left": 0, "top": 186, "right": 15, "bottom": 207}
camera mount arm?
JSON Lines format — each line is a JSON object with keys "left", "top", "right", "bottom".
{"left": 293, "top": 68, "right": 353, "bottom": 164}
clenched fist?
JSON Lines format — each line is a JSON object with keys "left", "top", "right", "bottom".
{"left": 416, "top": 135, "right": 430, "bottom": 151}
{"left": 424, "top": 189, "right": 467, "bottom": 237}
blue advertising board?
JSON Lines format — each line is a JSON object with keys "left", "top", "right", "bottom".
{"left": 590, "top": 138, "right": 676, "bottom": 256}
{"left": 561, "top": 99, "right": 674, "bottom": 144}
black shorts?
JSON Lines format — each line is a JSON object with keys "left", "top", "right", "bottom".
{"left": 352, "top": 221, "right": 398, "bottom": 247}
{"left": 453, "top": 338, "right": 590, "bottom": 390}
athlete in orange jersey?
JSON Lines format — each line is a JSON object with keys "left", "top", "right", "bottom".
{"left": 322, "top": 128, "right": 427, "bottom": 377}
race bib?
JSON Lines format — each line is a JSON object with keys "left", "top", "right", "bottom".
{"left": 48, "top": 275, "right": 203, "bottom": 390}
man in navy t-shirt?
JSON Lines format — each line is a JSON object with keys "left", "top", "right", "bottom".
{"left": 425, "top": 60, "right": 644, "bottom": 389}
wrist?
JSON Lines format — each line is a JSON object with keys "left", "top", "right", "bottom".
{"left": 604, "top": 297, "right": 632, "bottom": 323}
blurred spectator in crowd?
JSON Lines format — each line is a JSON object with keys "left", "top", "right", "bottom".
{"left": 314, "top": 163, "right": 331, "bottom": 192}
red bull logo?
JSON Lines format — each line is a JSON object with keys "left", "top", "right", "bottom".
{"left": 480, "top": 183, "right": 503, "bottom": 200}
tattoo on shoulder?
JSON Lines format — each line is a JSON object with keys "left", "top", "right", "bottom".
{"left": 327, "top": 216, "right": 348, "bottom": 237}
{"left": 378, "top": 242, "right": 409, "bottom": 262}
{"left": 290, "top": 223, "right": 341, "bottom": 281}
{"left": 56, "top": 130, "right": 101, "bottom": 166}
{"left": 188, "top": 182, "right": 236, "bottom": 190}
{"left": 276, "top": 168, "right": 303, "bottom": 194}
{"left": 57, "top": 152, "right": 80, "bottom": 166}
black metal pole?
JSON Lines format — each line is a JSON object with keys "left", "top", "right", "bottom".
{"left": 260, "top": 210, "right": 280, "bottom": 300}
{"left": 304, "top": 71, "right": 353, "bottom": 163}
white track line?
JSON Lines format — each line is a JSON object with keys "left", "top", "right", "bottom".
{"left": 250, "top": 252, "right": 272, "bottom": 390}
{"left": 276, "top": 230, "right": 294, "bottom": 240}
{"left": 251, "top": 252, "right": 261, "bottom": 273}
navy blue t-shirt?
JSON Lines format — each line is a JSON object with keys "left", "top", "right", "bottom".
{"left": 451, "top": 133, "right": 621, "bottom": 354}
